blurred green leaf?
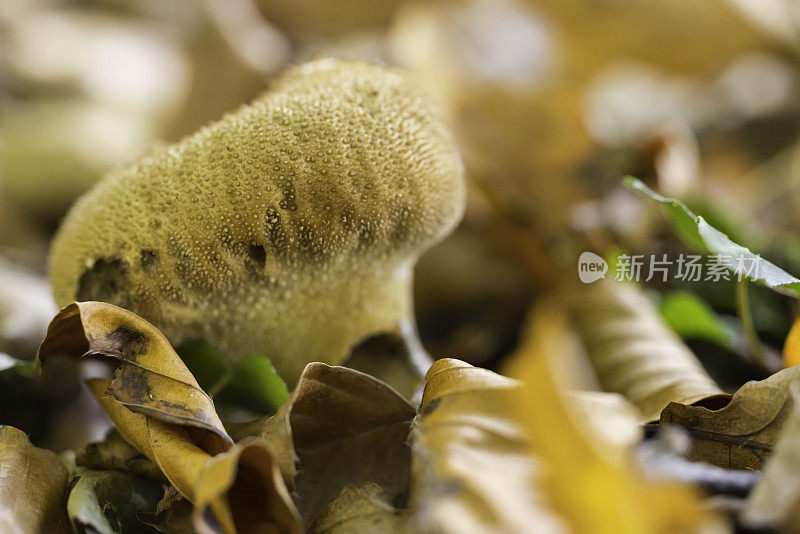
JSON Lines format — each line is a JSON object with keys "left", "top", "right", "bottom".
{"left": 178, "top": 341, "right": 289, "bottom": 412}
{"left": 0, "top": 352, "right": 35, "bottom": 377}
{"left": 625, "top": 177, "right": 800, "bottom": 297}
{"left": 218, "top": 355, "right": 290, "bottom": 413}
{"left": 176, "top": 340, "right": 231, "bottom": 395}
{"left": 658, "top": 291, "right": 736, "bottom": 349}
{"left": 67, "top": 470, "right": 163, "bottom": 534}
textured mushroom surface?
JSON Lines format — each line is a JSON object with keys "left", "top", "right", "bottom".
{"left": 49, "top": 58, "right": 465, "bottom": 382}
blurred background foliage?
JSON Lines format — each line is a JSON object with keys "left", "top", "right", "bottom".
{"left": 3, "top": 0, "right": 800, "bottom": 449}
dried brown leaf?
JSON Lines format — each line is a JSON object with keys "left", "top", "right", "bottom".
{"left": 308, "top": 483, "right": 404, "bottom": 534}
{"left": 35, "top": 301, "right": 303, "bottom": 533}
{"left": 509, "top": 301, "right": 722, "bottom": 534}
{"left": 258, "top": 363, "right": 416, "bottom": 523}
{"left": 742, "top": 383, "right": 800, "bottom": 530}
{"left": 0, "top": 425, "right": 70, "bottom": 534}
{"left": 660, "top": 365, "right": 800, "bottom": 469}
{"left": 570, "top": 280, "right": 727, "bottom": 422}
{"left": 38, "top": 301, "right": 230, "bottom": 453}
{"left": 87, "top": 378, "right": 302, "bottom": 534}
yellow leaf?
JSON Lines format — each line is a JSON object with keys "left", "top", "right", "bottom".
{"left": 507, "top": 300, "right": 720, "bottom": 534}
{"left": 36, "top": 302, "right": 302, "bottom": 533}
{"left": 742, "top": 383, "right": 800, "bottom": 530}
{"left": 410, "top": 358, "right": 566, "bottom": 533}
{"left": 38, "top": 301, "right": 230, "bottom": 453}
{"left": 783, "top": 316, "right": 800, "bottom": 368}
{"left": 87, "top": 378, "right": 302, "bottom": 533}
{"left": 308, "top": 483, "right": 404, "bottom": 534}
{"left": 193, "top": 437, "right": 302, "bottom": 534}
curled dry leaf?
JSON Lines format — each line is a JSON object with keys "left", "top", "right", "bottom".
{"left": 742, "top": 383, "right": 800, "bottom": 530}
{"left": 37, "top": 301, "right": 231, "bottom": 453}
{"left": 508, "top": 301, "right": 720, "bottom": 534}
{"left": 193, "top": 437, "right": 302, "bottom": 534}
{"left": 258, "top": 363, "right": 416, "bottom": 523}
{"left": 87, "top": 378, "right": 302, "bottom": 534}
{"left": 660, "top": 365, "right": 800, "bottom": 470}
{"left": 570, "top": 279, "right": 726, "bottom": 422}
{"left": 308, "top": 483, "right": 404, "bottom": 534}
{"left": 0, "top": 425, "right": 70, "bottom": 534}
{"left": 409, "top": 358, "right": 565, "bottom": 534}
{"left": 35, "top": 302, "right": 301, "bottom": 533}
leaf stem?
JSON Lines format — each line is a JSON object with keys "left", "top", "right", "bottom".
{"left": 736, "top": 279, "right": 765, "bottom": 369}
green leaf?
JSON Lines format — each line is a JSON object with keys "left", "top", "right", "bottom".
{"left": 624, "top": 176, "right": 800, "bottom": 297}
{"left": 67, "top": 470, "right": 163, "bottom": 534}
{"left": 175, "top": 340, "right": 231, "bottom": 395}
{"left": 178, "top": 341, "right": 289, "bottom": 413}
{"left": 218, "top": 355, "right": 290, "bottom": 413}
{"left": 658, "top": 291, "right": 737, "bottom": 349}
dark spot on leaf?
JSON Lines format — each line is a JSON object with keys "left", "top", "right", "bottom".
{"left": 94, "top": 326, "right": 149, "bottom": 361}
{"left": 112, "top": 365, "right": 153, "bottom": 405}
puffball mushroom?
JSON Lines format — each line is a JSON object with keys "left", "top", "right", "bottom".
{"left": 49, "top": 58, "right": 466, "bottom": 383}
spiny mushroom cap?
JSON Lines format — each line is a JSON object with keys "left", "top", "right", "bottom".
{"left": 49, "top": 58, "right": 465, "bottom": 383}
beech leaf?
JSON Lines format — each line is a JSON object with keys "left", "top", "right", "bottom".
{"left": 35, "top": 300, "right": 303, "bottom": 533}
{"left": 570, "top": 279, "right": 726, "bottom": 422}
{"left": 409, "top": 358, "right": 565, "bottom": 533}
{"left": 86, "top": 378, "right": 302, "bottom": 533}
{"left": 660, "top": 365, "right": 800, "bottom": 469}
{"left": 308, "top": 483, "right": 404, "bottom": 534}
{"left": 742, "top": 383, "right": 800, "bottom": 530}
{"left": 257, "top": 363, "right": 416, "bottom": 522}
{"left": 37, "top": 301, "right": 231, "bottom": 453}
{"left": 508, "top": 300, "right": 721, "bottom": 534}
{"left": 0, "top": 425, "right": 71, "bottom": 534}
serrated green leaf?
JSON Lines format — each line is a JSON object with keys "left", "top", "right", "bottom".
{"left": 624, "top": 176, "right": 800, "bottom": 297}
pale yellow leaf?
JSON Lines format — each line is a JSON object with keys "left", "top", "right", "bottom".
{"left": 570, "top": 279, "right": 726, "bottom": 422}
{"left": 507, "top": 299, "right": 722, "bottom": 534}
